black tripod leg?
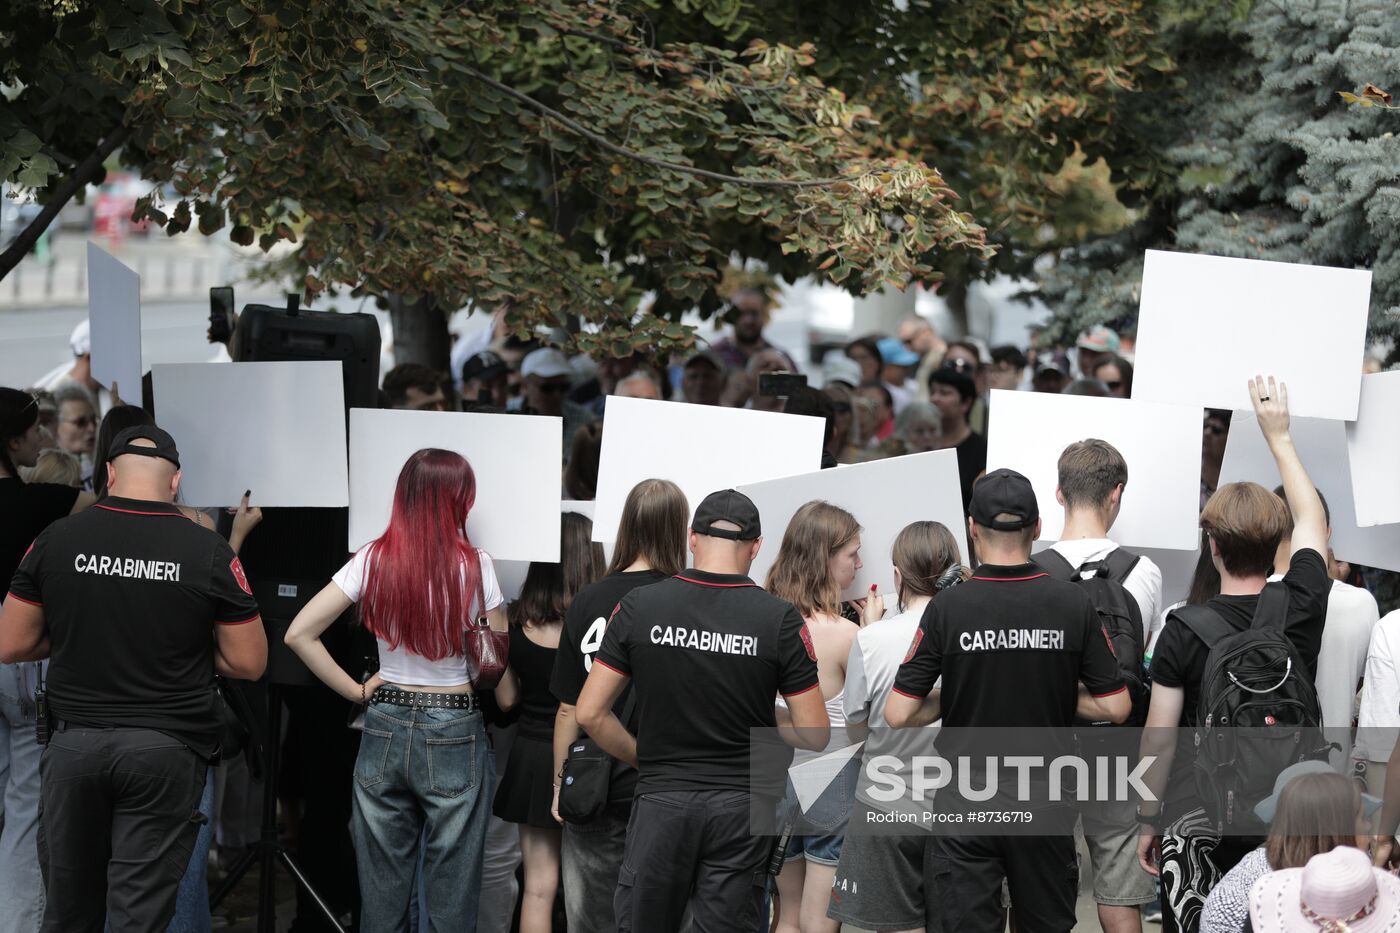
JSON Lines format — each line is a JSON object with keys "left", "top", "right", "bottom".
{"left": 278, "top": 848, "right": 348, "bottom": 933}
{"left": 209, "top": 844, "right": 261, "bottom": 907}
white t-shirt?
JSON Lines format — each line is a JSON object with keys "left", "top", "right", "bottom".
{"left": 1048, "top": 539, "right": 1163, "bottom": 656}
{"left": 845, "top": 607, "right": 939, "bottom": 809}
{"left": 1353, "top": 608, "right": 1400, "bottom": 764}
{"left": 1264, "top": 574, "right": 1378, "bottom": 768}
{"left": 332, "top": 544, "right": 504, "bottom": 687}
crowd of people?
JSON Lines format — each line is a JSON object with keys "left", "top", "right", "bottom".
{"left": 0, "top": 287, "right": 1398, "bottom": 933}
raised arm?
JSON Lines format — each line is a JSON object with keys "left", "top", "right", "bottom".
{"left": 1251, "top": 376, "right": 1327, "bottom": 559}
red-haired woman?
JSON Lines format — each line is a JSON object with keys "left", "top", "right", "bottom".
{"left": 286, "top": 448, "right": 515, "bottom": 930}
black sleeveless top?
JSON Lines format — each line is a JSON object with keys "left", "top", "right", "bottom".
{"left": 508, "top": 623, "right": 560, "bottom": 740}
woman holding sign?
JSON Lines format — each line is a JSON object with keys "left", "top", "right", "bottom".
{"left": 284, "top": 448, "right": 516, "bottom": 931}
{"left": 766, "top": 501, "right": 867, "bottom": 933}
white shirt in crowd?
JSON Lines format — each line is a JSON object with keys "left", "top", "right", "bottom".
{"left": 845, "top": 606, "right": 938, "bottom": 810}
{"left": 1265, "top": 573, "right": 1378, "bottom": 769}
{"left": 332, "top": 545, "right": 504, "bottom": 687}
{"left": 1354, "top": 608, "right": 1400, "bottom": 766}
{"left": 1048, "top": 538, "right": 1164, "bottom": 652}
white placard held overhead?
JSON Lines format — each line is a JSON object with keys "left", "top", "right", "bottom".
{"left": 1346, "top": 372, "right": 1400, "bottom": 527}
{"left": 592, "top": 397, "right": 825, "bottom": 543}
{"left": 738, "top": 451, "right": 967, "bottom": 598}
{"left": 984, "top": 390, "right": 1202, "bottom": 550}
{"left": 493, "top": 502, "right": 607, "bottom": 603}
{"left": 1133, "top": 250, "right": 1370, "bottom": 420}
{"left": 1219, "top": 412, "right": 1400, "bottom": 573}
{"left": 348, "top": 408, "right": 562, "bottom": 561}
{"left": 153, "top": 361, "right": 347, "bottom": 508}
{"left": 86, "top": 242, "right": 143, "bottom": 397}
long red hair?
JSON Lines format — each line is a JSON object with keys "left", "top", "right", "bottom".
{"left": 360, "top": 448, "right": 485, "bottom": 660}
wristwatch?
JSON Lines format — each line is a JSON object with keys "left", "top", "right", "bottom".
{"left": 1135, "top": 804, "right": 1164, "bottom": 829}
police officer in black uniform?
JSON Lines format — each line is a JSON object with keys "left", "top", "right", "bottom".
{"left": 576, "top": 489, "right": 829, "bottom": 933}
{"left": 886, "top": 469, "right": 1130, "bottom": 933}
{"left": 0, "top": 425, "right": 267, "bottom": 932}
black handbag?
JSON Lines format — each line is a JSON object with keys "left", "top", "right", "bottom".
{"left": 558, "top": 688, "right": 636, "bottom": 824}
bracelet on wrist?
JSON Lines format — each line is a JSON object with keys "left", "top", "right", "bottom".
{"left": 1135, "top": 804, "right": 1164, "bottom": 829}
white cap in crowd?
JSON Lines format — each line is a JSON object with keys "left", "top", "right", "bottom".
{"left": 520, "top": 348, "right": 573, "bottom": 380}
{"left": 70, "top": 319, "right": 91, "bottom": 357}
{"left": 821, "top": 354, "right": 863, "bottom": 389}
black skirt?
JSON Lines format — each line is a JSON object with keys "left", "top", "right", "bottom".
{"left": 492, "top": 733, "right": 556, "bottom": 828}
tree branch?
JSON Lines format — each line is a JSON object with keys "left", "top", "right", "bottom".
{"left": 0, "top": 124, "right": 131, "bottom": 280}
{"left": 462, "top": 67, "right": 860, "bottom": 189}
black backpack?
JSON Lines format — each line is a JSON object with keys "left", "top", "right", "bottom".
{"left": 1174, "top": 583, "right": 1326, "bottom": 835}
{"left": 1033, "top": 547, "right": 1150, "bottom": 727}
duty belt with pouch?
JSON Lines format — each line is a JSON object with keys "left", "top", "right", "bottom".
{"left": 33, "top": 664, "right": 52, "bottom": 746}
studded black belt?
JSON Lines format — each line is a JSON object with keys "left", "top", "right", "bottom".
{"left": 370, "top": 687, "right": 479, "bottom": 711}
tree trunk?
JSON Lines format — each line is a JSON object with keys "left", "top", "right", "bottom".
{"left": 943, "top": 280, "right": 971, "bottom": 337}
{"left": 385, "top": 292, "right": 451, "bottom": 370}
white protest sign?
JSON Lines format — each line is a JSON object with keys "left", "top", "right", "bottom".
{"left": 984, "top": 390, "right": 1202, "bottom": 550}
{"left": 1133, "top": 250, "right": 1370, "bottom": 420}
{"left": 592, "top": 397, "right": 824, "bottom": 542}
{"left": 153, "top": 361, "right": 347, "bottom": 508}
{"left": 87, "top": 242, "right": 143, "bottom": 397}
{"left": 1219, "top": 412, "right": 1400, "bottom": 573}
{"left": 493, "top": 503, "right": 606, "bottom": 602}
{"left": 348, "top": 408, "right": 561, "bottom": 561}
{"left": 1346, "top": 372, "right": 1400, "bottom": 528}
{"left": 738, "top": 451, "right": 966, "bottom": 598}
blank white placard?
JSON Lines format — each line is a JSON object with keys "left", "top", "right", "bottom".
{"left": 1346, "top": 372, "right": 1400, "bottom": 527}
{"left": 1219, "top": 412, "right": 1400, "bottom": 573}
{"left": 592, "top": 397, "right": 825, "bottom": 543}
{"left": 87, "top": 243, "right": 143, "bottom": 397}
{"left": 984, "top": 390, "right": 1202, "bottom": 550}
{"left": 493, "top": 503, "right": 607, "bottom": 602}
{"left": 153, "top": 361, "right": 347, "bottom": 508}
{"left": 1133, "top": 250, "right": 1370, "bottom": 420}
{"left": 348, "top": 408, "right": 562, "bottom": 561}
{"left": 739, "top": 451, "right": 966, "bottom": 598}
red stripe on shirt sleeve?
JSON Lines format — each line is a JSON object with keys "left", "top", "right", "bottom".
{"left": 1090, "top": 685, "right": 1128, "bottom": 699}
{"left": 780, "top": 681, "right": 821, "bottom": 699}
{"left": 216, "top": 613, "right": 262, "bottom": 627}
{"left": 889, "top": 685, "right": 927, "bottom": 700}
{"left": 593, "top": 658, "right": 631, "bottom": 678}
{"left": 5, "top": 592, "right": 41, "bottom": 607}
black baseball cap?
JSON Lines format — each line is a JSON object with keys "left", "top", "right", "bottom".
{"left": 969, "top": 468, "right": 1038, "bottom": 530}
{"left": 461, "top": 350, "right": 507, "bottom": 383}
{"left": 109, "top": 425, "right": 181, "bottom": 469}
{"left": 692, "top": 489, "right": 762, "bottom": 540}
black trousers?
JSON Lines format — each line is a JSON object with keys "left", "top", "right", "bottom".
{"left": 615, "top": 790, "right": 772, "bottom": 933}
{"left": 37, "top": 726, "right": 206, "bottom": 933}
{"left": 927, "top": 833, "right": 1079, "bottom": 933}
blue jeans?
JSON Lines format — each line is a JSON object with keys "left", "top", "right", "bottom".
{"left": 352, "top": 702, "right": 489, "bottom": 933}
{"left": 166, "top": 766, "right": 215, "bottom": 933}
{"left": 0, "top": 662, "right": 44, "bottom": 933}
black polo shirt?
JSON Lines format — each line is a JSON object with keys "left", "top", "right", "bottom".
{"left": 8, "top": 496, "right": 261, "bottom": 758}
{"left": 594, "top": 568, "right": 819, "bottom": 797}
{"left": 893, "top": 561, "right": 1123, "bottom": 727}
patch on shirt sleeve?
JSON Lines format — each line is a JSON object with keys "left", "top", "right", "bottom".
{"left": 799, "top": 623, "right": 817, "bottom": 662}
{"left": 903, "top": 628, "right": 924, "bottom": 664}
{"left": 230, "top": 557, "right": 252, "bottom": 596}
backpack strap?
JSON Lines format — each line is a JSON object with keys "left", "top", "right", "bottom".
{"left": 1172, "top": 603, "right": 1237, "bottom": 651}
{"left": 1250, "top": 581, "right": 1290, "bottom": 632}
{"left": 1100, "top": 547, "right": 1142, "bottom": 584}
{"left": 1031, "top": 549, "right": 1076, "bottom": 581}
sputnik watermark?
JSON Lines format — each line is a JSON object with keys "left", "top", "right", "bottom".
{"left": 863, "top": 754, "right": 1158, "bottom": 804}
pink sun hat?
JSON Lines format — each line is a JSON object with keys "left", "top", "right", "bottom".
{"left": 1250, "top": 847, "right": 1400, "bottom": 932}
